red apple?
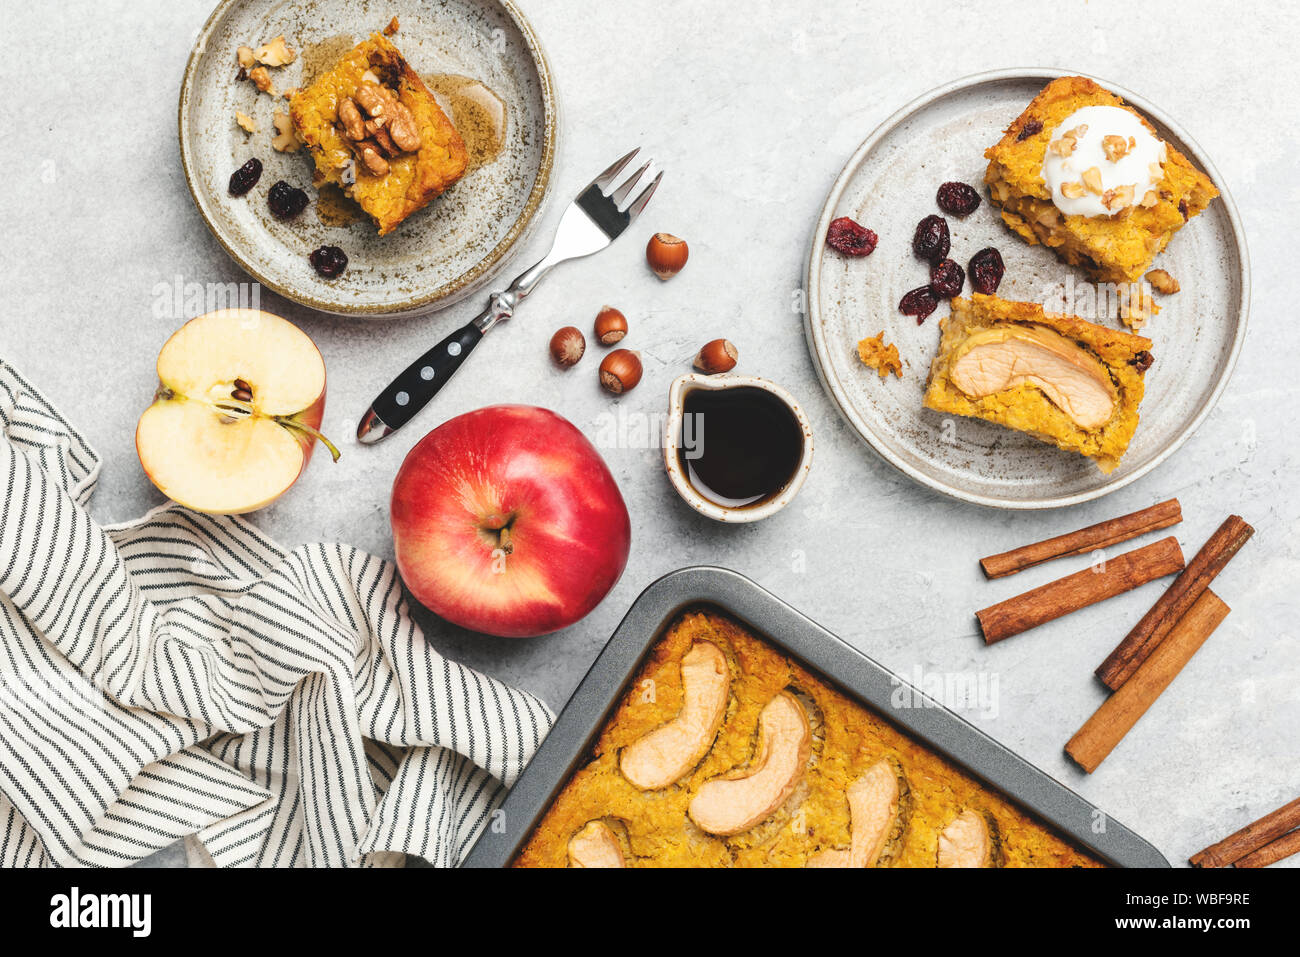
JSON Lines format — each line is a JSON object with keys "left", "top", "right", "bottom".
{"left": 391, "top": 405, "right": 632, "bottom": 638}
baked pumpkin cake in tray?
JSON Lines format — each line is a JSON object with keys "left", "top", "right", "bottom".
{"left": 289, "top": 33, "right": 467, "bottom": 235}
{"left": 924, "top": 293, "right": 1152, "bottom": 474}
{"left": 985, "top": 75, "right": 1218, "bottom": 285}
{"left": 514, "top": 609, "right": 1100, "bottom": 868}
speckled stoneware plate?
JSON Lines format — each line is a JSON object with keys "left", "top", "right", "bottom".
{"left": 180, "top": 0, "right": 557, "bottom": 317}
{"left": 805, "top": 69, "right": 1249, "bottom": 509}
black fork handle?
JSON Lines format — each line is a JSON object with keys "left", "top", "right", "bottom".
{"left": 357, "top": 255, "right": 558, "bottom": 444}
{"left": 365, "top": 322, "right": 483, "bottom": 435}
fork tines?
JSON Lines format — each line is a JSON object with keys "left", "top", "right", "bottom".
{"left": 595, "top": 147, "right": 663, "bottom": 214}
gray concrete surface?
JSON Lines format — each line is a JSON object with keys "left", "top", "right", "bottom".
{"left": 1, "top": 0, "right": 1296, "bottom": 867}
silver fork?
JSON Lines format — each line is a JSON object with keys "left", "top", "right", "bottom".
{"left": 357, "top": 148, "right": 664, "bottom": 444}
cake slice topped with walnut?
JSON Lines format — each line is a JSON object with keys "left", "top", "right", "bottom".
{"left": 289, "top": 33, "right": 467, "bottom": 235}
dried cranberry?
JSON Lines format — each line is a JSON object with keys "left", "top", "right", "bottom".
{"left": 309, "top": 245, "right": 348, "bottom": 278}
{"left": 929, "top": 258, "right": 965, "bottom": 299}
{"left": 1129, "top": 351, "right": 1154, "bottom": 373}
{"left": 899, "top": 286, "right": 939, "bottom": 324}
{"left": 826, "top": 216, "right": 878, "bottom": 257}
{"left": 936, "top": 182, "right": 981, "bottom": 217}
{"left": 912, "top": 215, "right": 950, "bottom": 263}
{"left": 968, "top": 247, "right": 1005, "bottom": 295}
{"left": 1178, "top": 200, "right": 1189, "bottom": 221}
{"left": 268, "top": 180, "right": 309, "bottom": 220}
{"left": 1017, "top": 118, "right": 1043, "bottom": 141}
{"left": 228, "top": 158, "right": 263, "bottom": 196}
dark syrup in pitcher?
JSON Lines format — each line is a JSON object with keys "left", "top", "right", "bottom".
{"left": 679, "top": 387, "right": 803, "bottom": 508}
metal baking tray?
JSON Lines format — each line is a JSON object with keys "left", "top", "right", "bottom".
{"left": 462, "top": 566, "right": 1169, "bottom": 867}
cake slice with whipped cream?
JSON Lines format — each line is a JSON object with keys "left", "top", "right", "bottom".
{"left": 984, "top": 76, "right": 1218, "bottom": 288}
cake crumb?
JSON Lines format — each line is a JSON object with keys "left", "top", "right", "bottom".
{"left": 857, "top": 332, "right": 903, "bottom": 378}
{"left": 384, "top": 17, "right": 400, "bottom": 35}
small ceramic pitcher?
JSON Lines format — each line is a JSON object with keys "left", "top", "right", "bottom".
{"left": 663, "top": 373, "right": 814, "bottom": 523}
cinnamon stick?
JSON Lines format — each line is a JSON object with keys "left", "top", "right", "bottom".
{"left": 976, "top": 537, "right": 1186, "bottom": 645}
{"left": 1234, "top": 829, "right": 1300, "bottom": 869}
{"left": 1065, "top": 590, "right": 1229, "bottom": 773}
{"left": 1190, "top": 795, "right": 1300, "bottom": 868}
{"left": 1096, "top": 516, "right": 1254, "bottom": 690}
{"left": 980, "top": 498, "right": 1182, "bottom": 579}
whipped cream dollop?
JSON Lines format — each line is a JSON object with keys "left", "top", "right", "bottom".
{"left": 1041, "top": 106, "right": 1167, "bottom": 218}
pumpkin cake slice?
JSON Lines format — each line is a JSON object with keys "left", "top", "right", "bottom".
{"left": 984, "top": 76, "right": 1218, "bottom": 285}
{"left": 923, "top": 293, "right": 1152, "bottom": 473}
{"left": 289, "top": 33, "right": 467, "bottom": 235}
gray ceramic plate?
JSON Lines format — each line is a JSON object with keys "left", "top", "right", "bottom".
{"left": 462, "top": 566, "right": 1169, "bottom": 867}
{"left": 180, "top": 0, "right": 557, "bottom": 317}
{"left": 805, "top": 69, "right": 1249, "bottom": 509}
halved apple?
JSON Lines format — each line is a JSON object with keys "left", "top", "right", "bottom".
{"left": 135, "top": 309, "right": 337, "bottom": 514}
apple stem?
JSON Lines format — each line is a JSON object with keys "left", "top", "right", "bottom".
{"left": 498, "top": 526, "right": 514, "bottom": 555}
{"left": 278, "top": 418, "right": 342, "bottom": 463}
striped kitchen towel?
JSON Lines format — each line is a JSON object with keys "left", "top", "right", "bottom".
{"left": 0, "top": 358, "right": 553, "bottom": 867}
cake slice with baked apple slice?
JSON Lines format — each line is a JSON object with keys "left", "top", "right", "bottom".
{"left": 923, "top": 293, "right": 1152, "bottom": 473}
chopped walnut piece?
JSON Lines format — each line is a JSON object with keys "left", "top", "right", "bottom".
{"left": 1145, "top": 269, "right": 1180, "bottom": 294}
{"left": 1140, "top": 189, "right": 1159, "bottom": 208}
{"left": 271, "top": 111, "right": 301, "bottom": 152}
{"left": 1119, "top": 285, "right": 1159, "bottom": 329}
{"left": 248, "top": 65, "right": 273, "bottom": 94}
{"left": 384, "top": 16, "right": 400, "bottom": 35}
{"left": 1102, "top": 184, "right": 1135, "bottom": 211}
{"left": 1061, "top": 181, "right": 1086, "bottom": 199}
{"left": 1101, "top": 134, "right": 1130, "bottom": 162}
{"left": 235, "top": 110, "right": 258, "bottom": 134}
{"left": 1050, "top": 126, "right": 1088, "bottom": 157}
{"left": 254, "top": 35, "right": 297, "bottom": 67}
{"left": 236, "top": 46, "right": 256, "bottom": 69}
{"left": 1048, "top": 136, "right": 1076, "bottom": 157}
{"left": 1081, "top": 167, "right": 1104, "bottom": 194}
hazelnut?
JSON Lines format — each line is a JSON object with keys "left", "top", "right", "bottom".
{"left": 646, "top": 232, "right": 688, "bottom": 280}
{"left": 599, "top": 349, "right": 642, "bottom": 394}
{"left": 549, "top": 326, "right": 586, "bottom": 367}
{"left": 593, "top": 306, "right": 628, "bottom": 345}
{"left": 693, "top": 339, "right": 738, "bottom": 374}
